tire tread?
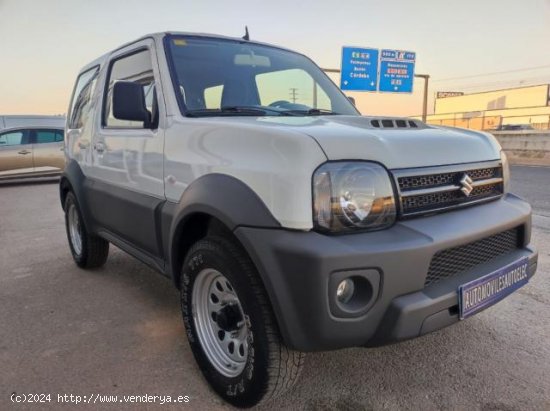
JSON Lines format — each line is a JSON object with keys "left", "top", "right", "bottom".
{"left": 184, "top": 235, "right": 305, "bottom": 406}
{"left": 65, "top": 192, "right": 109, "bottom": 269}
{"left": 83, "top": 234, "right": 109, "bottom": 269}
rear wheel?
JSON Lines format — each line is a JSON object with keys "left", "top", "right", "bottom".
{"left": 64, "top": 192, "right": 109, "bottom": 269}
{"left": 180, "top": 236, "right": 304, "bottom": 407}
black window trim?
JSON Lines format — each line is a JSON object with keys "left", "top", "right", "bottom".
{"left": 163, "top": 34, "right": 307, "bottom": 117}
{"left": 163, "top": 35, "right": 188, "bottom": 116}
{"left": 68, "top": 65, "right": 100, "bottom": 130}
{"left": 162, "top": 33, "right": 361, "bottom": 118}
{"left": 101, "top": 46, "right": 157, "bottom": 130}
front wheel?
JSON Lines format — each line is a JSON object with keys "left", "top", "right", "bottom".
{"left": 180, "top": 236, "right": 304, "bottom": 408}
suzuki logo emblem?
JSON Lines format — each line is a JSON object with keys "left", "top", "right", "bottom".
{"left": 460, "top": 174, "right": 474, "bottom": 196}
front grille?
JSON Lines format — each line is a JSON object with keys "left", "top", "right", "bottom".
{"left": 398, "top": 167, "right": 499, "bottom": 190}
{"left": 425, "top": 228, "right": 521, "bottom": 287}
{"left": 402, "top": 183, "right": 502, "bottom": 212}
{"left": 393, "top": 161, "right": 504, "bottom": 217}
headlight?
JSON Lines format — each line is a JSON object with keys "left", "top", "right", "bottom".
{"left": 313, "top": 162, "right": 396, "bottom": 233}
{"left": 501, "top": 150, "right": 510, "bottom": 193}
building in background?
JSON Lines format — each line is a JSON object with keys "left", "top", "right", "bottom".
{"left": 423, "top": 84, "right": 550, "bottom": 130}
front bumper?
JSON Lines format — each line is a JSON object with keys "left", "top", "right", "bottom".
{"left": 235, "top": 194, "right": 538, "bottom": 352}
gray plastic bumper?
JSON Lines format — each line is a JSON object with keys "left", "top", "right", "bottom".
{"left": 234, "top": 194, "right": 538, "bottom": 352}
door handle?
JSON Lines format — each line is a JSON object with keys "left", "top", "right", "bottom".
{"left": 94, "top": 142, "right": 106, "bottom": 153}
{"left": 18, "top": 150, "right": 31, "bottom": 155}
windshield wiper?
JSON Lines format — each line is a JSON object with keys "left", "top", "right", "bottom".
{"left": 186, "top": 106, "right": 295, "bottom": 117}
{"left": 286, "top": 108, "right": 339, "bottom": 116}
{"left": 224, "top": 106, "right": 301, "bottom": 116}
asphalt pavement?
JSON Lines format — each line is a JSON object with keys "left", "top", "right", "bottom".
{"left": 1, "top": 166, "right": 549, "bottom": 410}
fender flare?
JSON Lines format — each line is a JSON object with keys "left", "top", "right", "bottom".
{"left": 59, "top": 160, "right": 96, "bottom": 232}
{"left": 168, "top": 173, "right": 281, "bottom": 280}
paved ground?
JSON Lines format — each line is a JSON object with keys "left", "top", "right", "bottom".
{"left": 1, "top": 166, "right": 549, "bottom": 410}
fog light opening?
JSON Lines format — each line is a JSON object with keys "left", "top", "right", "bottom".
{"left": 335, "top": 275, "right": 375, "bottom": 313}
{"left": 336, "top": 278, "right": 355, "bottom": 304}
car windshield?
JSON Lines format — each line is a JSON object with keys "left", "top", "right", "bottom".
{"left": 165, "top": 35, "right": 359, "bottom": 117}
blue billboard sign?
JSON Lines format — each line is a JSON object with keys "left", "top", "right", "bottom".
{"left": 340, "top": 47, "right": 379, "bottom": 92}
{"left": 378, "top": 49, "right": 416, "bottom": 93}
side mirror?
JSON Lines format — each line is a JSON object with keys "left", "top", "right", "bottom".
{"left": 112, "top": 81, "right": 150, "bottom": 125}
{"left": 347, "top": 96, "right": 356, "bottom": 106}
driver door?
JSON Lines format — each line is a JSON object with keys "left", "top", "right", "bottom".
{"left": 87, "top": 41, "right": 166, "bottom": 258}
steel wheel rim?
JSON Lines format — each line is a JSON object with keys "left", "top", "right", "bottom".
{"left": 68, "top": 204, "right": 82, "bottom": 256}
{"left": 192, "top": 268, "right": 249, "bottom": 377}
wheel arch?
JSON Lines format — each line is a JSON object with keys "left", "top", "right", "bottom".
{"left": 59, "top": 176, "right": 73, "bottom": 211}
{"left": 167, "top": 173, "right": 281, "bottom": 289}
{"left": 59, "top": 160, "right": 95, "bottom": 231}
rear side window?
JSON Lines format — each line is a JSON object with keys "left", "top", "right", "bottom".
{"left": 34, "top": 129, "right": 64, "bottom": 144}
{"left": 0, "top": 130, "right": 29, "bottom": 146}
{"left": 68, "top": 66, "right": 99, "bottom": 129}
{"left": 103, "top": 49, "right": 156, "bottom": 128}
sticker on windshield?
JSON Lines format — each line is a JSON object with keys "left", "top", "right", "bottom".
{"left": 173, "top": 39, "right": 187, "bottom": 46}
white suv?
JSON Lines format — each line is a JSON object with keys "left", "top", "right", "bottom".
{"left": 60, "top": 32, "right": 538, "bottom": 407}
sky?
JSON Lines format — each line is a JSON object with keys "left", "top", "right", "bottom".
{"left": 1, "top": 0, "right": 549, "bottom": 117}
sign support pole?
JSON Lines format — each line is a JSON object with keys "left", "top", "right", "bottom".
{"left": 415, "top": 74, "right": 430, "bottom": 123}
{"left": 322, "top": 68, "right": 430, "bottom": 123}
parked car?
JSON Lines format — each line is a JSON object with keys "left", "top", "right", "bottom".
{"left": 494, "top": 124, "right": 534, "bottom": 131}
{"left": 0, "top": 116, "right": 66, "bottom": 180}
{"left": 60, "top": 32, "right": 538, "bottom": 407}
{"left": 0, "top": 115, "right": 65, "bottom": 130}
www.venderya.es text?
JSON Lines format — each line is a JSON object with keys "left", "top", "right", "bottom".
{"left": 11, "top": 393, "right": 191, "bottom": 405}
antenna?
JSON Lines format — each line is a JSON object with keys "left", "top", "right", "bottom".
{"left": 242, "top": 26, "right": 250, "bottom": 41}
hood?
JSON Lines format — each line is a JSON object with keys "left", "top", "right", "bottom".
{"left": 213, "top": 115, "right": 502, "bottom": 169}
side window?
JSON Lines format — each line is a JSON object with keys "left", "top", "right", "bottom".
{"left": 69, "top": 66, "right": 99, "bottom": 129}
{"left": 0, "top": 130, "right": 29, "bottom": 146}
{"left": 256, "top": 68, "right": 331, "bottom": 110}
{"left": 204, "top": 85, "right": 224, "bottom": 109}
{"left": 55, "top": 130, "right": 64, "bottom": 142}
{"left": 143, "top": 83, "right": 156, "bottom": 114}
{"left": 34, "top": 130, "right": 58, "bottom": 144}
{"left": 104, "top": 49, "right": 156, "bottom": 128}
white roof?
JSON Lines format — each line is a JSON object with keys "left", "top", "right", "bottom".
{"left": 78, "top": 31, "right": 295, "bottom": 74}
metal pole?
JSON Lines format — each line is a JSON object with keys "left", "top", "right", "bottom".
{"left": 414, "top": 74, "right": 430, "bottom": 123}
{"left": 289, "top": 88, "right": 299, "bottom": 104}
{"left": 322, "top": 68, "right": 430, "bottom": 121}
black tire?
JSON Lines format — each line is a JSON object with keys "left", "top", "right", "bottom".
{"left": 64, "top": 192, "right": 109, "bottom": 269}
{"left": 180, "top": 236, "right": 305, "bottom": 408}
